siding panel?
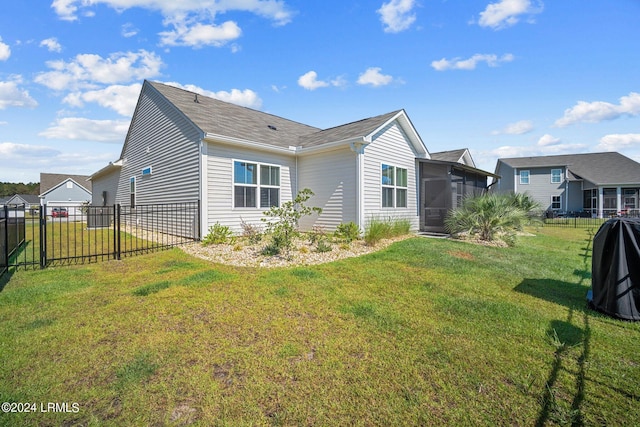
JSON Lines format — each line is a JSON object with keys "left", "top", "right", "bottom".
{"left": 116, "top": 85, "right": 201, "bottom": 206}
{"left": 363, "top": 122, "right": 419, "bottom": 229}
{"left": 298, "top": 147, "right": 357, "bottom": 231}
{"left": 206, "top": 141, "right": 296, "bottom": 233}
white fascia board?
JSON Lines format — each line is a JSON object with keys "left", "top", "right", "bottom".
{"left": 89, "top": 159, "right": 123, "bottom": 181}
{"left": 204, "top": 133, "right": 295, "bottom": 155}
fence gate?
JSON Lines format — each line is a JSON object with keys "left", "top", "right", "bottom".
{"left": 1, "top": 201, "right": 199, "bottom": 277}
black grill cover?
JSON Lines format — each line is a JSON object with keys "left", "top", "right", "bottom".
{"left": 591, "top": 218, "right": 640, "bottom": 321}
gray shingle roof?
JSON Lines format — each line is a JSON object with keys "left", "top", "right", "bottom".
{"left": 499, "top": 152, "right": 640, "bottom": 185}
{"left": 149, "top": 81, "right": 321, "bottom": 149}
{"left": 299, "top": 110, "right": 402, "bottom": 148}
{"left": 430, "top": 149, "right": 467, "bottom": 163}
{"left": 40, "top": 173, "right": 92, "bottom": 194}
{"left": 149, "top": 81, "right": 407, "bottom": 150}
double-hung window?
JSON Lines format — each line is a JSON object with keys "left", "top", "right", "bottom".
{"left": 551, "top": 195, "right": 562, "bottom": 210}
{"left": 382, "top": 164, "right": 408, "bottom": 208}
{"left": 551, "top": 169, "right": 562, "bottom": 184}
{"left": 519, "top": 170, "right": 530, "bottom": 185}
{"left": 234, "top": 161, "right": 280, "bottom": 208}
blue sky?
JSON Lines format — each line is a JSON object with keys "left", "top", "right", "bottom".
{"left": 1, "top": 0, "right": 639, "bottom": 183}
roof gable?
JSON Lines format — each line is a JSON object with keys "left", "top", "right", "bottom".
{"left": 40, "top": 177, "right": 92, "bottom": 197}
{"left": 40, "top": 173, "right": 92, "bottom": 194}
{"left": 431, "top": 149, "right": 475, "bottom": 167}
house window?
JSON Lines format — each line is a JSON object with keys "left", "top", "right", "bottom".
{"left": 551, "top": 195, "right": 562, "bottom": 210}
{"left": 130, "top": 177, "right": 136, "bottom": 207}
{"left": 142, "top": 166, "right": 152, "bottom": 176}
{"left": 381, "top": 164, "right": 408, "bottom": 208}
{"left": 551, "top": 169, "right": 562, "bottom": 184}
{"left": 520, "top": 170, "right": 530, "bottom": 185}
{"left": 234, "top": 161, "right": 280, "bottom": 208}
{"left": 66, "top": 181, "right": 73, "bottom": 189}
{"left": 260, "top": 165, "right": 280, "bottom": 208}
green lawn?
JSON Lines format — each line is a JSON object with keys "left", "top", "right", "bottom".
{"left": 0, "top": 227, "right": 638, "bottom": 426}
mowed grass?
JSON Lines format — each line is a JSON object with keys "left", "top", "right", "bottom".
{"left": 0, "top": 227, "right": 639, "bottom": 426}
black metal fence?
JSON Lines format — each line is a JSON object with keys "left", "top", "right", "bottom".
{"left": 541, "top": 212, "right": 640, "bottom": 228}
{"left": 1, "top": 204, "right": 28, "bottom": 278}
{"left": 1, "top": 201, "right": 199, "bottom": 278}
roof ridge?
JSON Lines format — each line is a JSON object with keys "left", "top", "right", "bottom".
{"left": 149, "top": 80, "right": 321, "bottom": 131}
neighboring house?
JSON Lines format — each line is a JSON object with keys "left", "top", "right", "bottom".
{"left": 39, "top": 173, "right": 92, "bottom": 216}
{"left": 493, "top": 152, "right": 640, "bottom": 217}
{"left": 90, "top": 81, "right": 495, "bottom": 237}
{"left": 3, "top": 194, "right": 40, "bottom": 214}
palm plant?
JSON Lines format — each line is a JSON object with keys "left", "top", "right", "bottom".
{"left": 444, "top": 193, "right": 529, "bottom": 242}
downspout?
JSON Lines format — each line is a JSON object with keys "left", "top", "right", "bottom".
{"left": 199, "top": 138, "right": 208, "bottom": 240}
{"left": 350, "top": 141, "right": 367, "bottom": 231}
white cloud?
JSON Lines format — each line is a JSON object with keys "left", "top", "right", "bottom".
{"left": 40, "top": 37, "right": 63, "bottom": 52}
{"left": 597, "top": 134, "right": 640, "bottom": 151}
{"left": 0, "top": 77, "right": 38, "bottom": 109}
{"left": 357, "top": 67, "right": 394, "bottom": 87}
{"left": 34, "top": 49, "right": 163, "bottom": 91}
{"left": 377, "top": 0, "right": 417, "bottom": 33}
{"left": 537, "top": 134, "right": 560, "bottom": 146}
{"left": 63, "top": 83, "right": 142, "bottom": 116}
{"left": 162, "top": 81, "right": 263, "bottom": 109}
{"left": 121, "top": 23, "right": 139, "bottom": 38}
{"left": 431, "top": 53, "right": 514, "bottom": 71}
{"left": 159, "top": 21, "right": 242, "bottom": 48}
{"left": 0, "top": 142, "right": 60, "bottom": 158}
{"left": 492, "top": 120, "right": 534, "bottom": 135}
{"left": 477, "top": 0, "right": 543, "bottom": 30}
{"left": 52, "top": 0, "right": 293, "bottom": 47}
{"left": 0, "top": 37, "right": 10, "bottom": 61}
{"left": 39, "top": 117, "right": 130, "bottom": 142}
{"left": 298, "top": 71, "right": 329, "bottom": 90}
{"left": 555, "top": 92, "right": 640, "bottom": 127}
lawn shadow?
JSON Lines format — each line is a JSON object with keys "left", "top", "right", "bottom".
{"left": 514, "top": 278, "right": 589, "bottom": 310}
{"left": 0, "top": 268, "right": 15, "bottom": 293}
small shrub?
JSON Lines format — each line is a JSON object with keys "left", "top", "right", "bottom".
{"left": 262, "top": 188, "right": 322, "bottom": 256}
{"left": 308, "top": 225, "right": 327, "bottom": 244}
{"left": 202, "top": 222, "right": 236, "bottom": 245}
{"left": 364, "top": 218, "right": 392, "bottom": 246}
{"left": 233, "top": 243, "right": 243, "bottom": 251}
{"left": 335, "top": 221, "right": 361, "bottom": 242}
{"left": 261, "top": 242, "right": 281, "bottom": 256}
{"left": 315, "top": 239, "right": 332, "bottom": 253}
{"left": 391, "top": 218, "right": 411, "bottom": 236}
{"left": 364, "top": 217, "right": 411, "bottom": 246}
{"left": 240, "top": 219, "right": 262, "bottom": 244}
{"left": 339, "top": 242, "right": 351, "bottom": 250}
{"left": 299, "top": 246, "right": 309, "bottom": 254}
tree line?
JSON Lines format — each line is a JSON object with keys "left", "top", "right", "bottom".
{"left": 0, "top": 182, "right": 40, "bottom": 197}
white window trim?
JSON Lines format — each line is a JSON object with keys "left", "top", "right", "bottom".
{"left": 519, "top": 170, "right": 530, "bottom": 185}
{"left": 232, "top": 159, "right": 281, "bottom": 209}
{"left": 551, "top": 195, "right": 562, "bottom": 210}
{"left": 141, "top": 166, "right": 153, "bottom": 176}
{"left": 130, "top": 176, "right": 136, "bottom": 207}
{"left": 381, "top": 162, "right": 408, "bottom": 209}
{"left": 550, "top": 168, "right": 562, "bottom": 184}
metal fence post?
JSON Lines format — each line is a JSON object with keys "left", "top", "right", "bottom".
{"left": 115, "top": 204, "right": 121, "bottom": 260}
{"left": 40, "top": 204, "right": 47, "bottom": 269}
{"left": 2, "top": 205, "right": 8, "bottom": 271}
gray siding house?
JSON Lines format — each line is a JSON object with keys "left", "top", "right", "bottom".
{"left": 494, "top": 153, "right": 640, "bottom": 217}
{"left": 91, "top": 81, "right": 494, "bottom": 237}
{"left": 39, "top": 173, "right": 92, "bottom": 216}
